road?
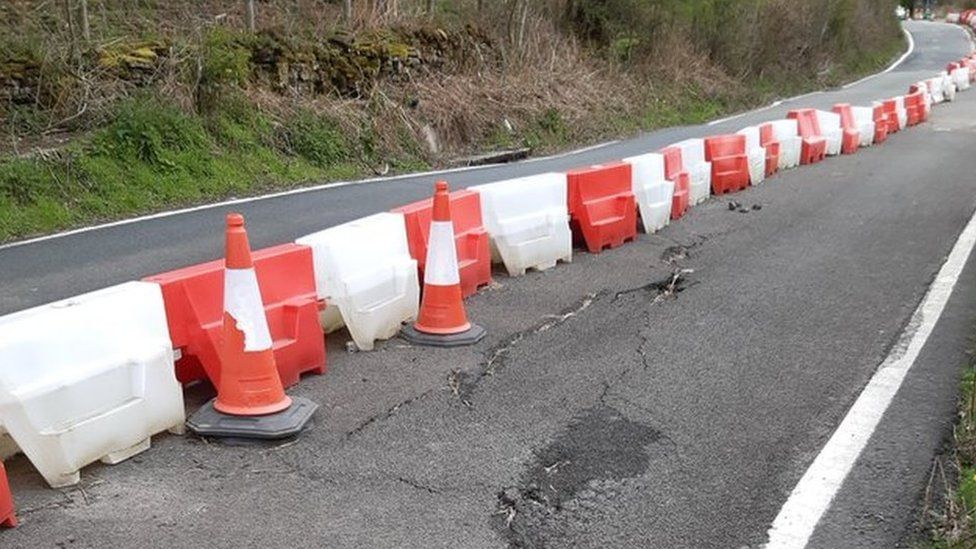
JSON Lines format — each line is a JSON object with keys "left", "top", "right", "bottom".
{"left": 2, "top": 20, "right": 975, "bottom": 549}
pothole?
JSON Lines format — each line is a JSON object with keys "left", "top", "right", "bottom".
{"left": 492, "top": 406, "right": 667, "bottom": 548}
{"left": 614, "top": 268, "right": 695, "bottom": 303}
{"left": 660, "top": 245, "right": 689, "bottom": 264}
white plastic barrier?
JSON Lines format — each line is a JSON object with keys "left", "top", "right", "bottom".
{"left": 850, "top": 106, "right": 876, "bottom": 147}
{"left": 470, "top": 173, "right": 573, "bottom": 276}
{"left": 813, "top": 110, "right": 843, "bottom": 156}
{"left": 929, "top": 77, "right": 945, "bottom": 104}
{"left": 892, "top": 97, "right": 908, "bottom": 130}
{"left": 622, "top": 154, "right": 675, "bottom": 234}
{"left": 0, "top": 282, "right": 184, "bottom": 488}
{"left": 671, "top": 139, "right": 711, "bottom": 205}
{"left": 296, "top": 213, "right": 419, "bottom": 351}
{"left": 916, "top": 81, "right": 933, "bottom": 112}
{"left": 943, "top": 72, "right": 957, "bottom": 102}
{"left": 952, "top": 66, "right": 971, "bottom": 91}
{"left": 735, "top": 126, "right": 766, "bottom": 184}
{"left": 769, "top": 119, "right": 802, "bottom": 170}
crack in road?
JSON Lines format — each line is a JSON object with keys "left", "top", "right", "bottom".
{"left": 344, "top": 388, "right": 438, "bottom": 439}
{"left": 453, "top": 292, "right": 603, "bottom": 407}
{"left": 392, "top": 475, "right": 442, "bottom": 495}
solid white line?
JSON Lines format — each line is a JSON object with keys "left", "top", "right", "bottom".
{"left": 0, "top": 139, "right": 623, "bottom": 252}
{"left": 765, "top": 207, "right": 976, "bottom": 548}
{"left": 0, "top": 163, "right": 494, "bottom": 251}
{"left": 842, "top": 23, "right": 915, "bottom": 89}
{"left": 522, "top": 140, "right": 621, "bottom": 163}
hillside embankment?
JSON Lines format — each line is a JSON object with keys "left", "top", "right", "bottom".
{"left": 0, "top": 0, "right": 905, "bottom": 241}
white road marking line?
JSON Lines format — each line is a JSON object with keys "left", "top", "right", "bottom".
{"left": 765, "top": 206, "right": 976, "bottom": 549}
{"left": 0, "top": 140, "right": 623, "bottom": 252}
{"left": 842, "top": 23, "right": 916, "bottom": 89}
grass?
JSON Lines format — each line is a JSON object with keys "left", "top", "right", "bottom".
{"left": 0, "top": 94, "right": 419, "bottom": 241}
{"left": 915, "top": 349, "right": 976, "bottom": 547}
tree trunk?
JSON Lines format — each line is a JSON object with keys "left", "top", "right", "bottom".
{"left": 343, "top": 0, "right": 352, "bottom": 22}
{"left": 426, "top": 0, "right": 434, "bottom": 15}
{"left": 246, "top": 0, "right": 256, "bottom": 32}
{"left": 80, "top": 0, "right": 90, "bottom": 41}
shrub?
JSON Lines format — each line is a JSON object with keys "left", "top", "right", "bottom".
{"left": 279, "top": 110, "right": 349, "bottom": 168}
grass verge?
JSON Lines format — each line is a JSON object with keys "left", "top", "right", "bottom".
{"left": 915, "top": 348, "right": 976, "bottom": 547}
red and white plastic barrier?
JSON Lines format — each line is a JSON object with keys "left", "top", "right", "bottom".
{"left": 0, "top": 38, "right": 962, "bottom": 510}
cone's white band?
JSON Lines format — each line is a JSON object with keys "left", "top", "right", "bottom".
{"left": 424, "top": 221, "right": 461, "bottom": 286}
{"left": 224, "top": 268, "right": 273, "bottom": 351}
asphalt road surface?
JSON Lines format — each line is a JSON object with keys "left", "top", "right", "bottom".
{"left": 2, "top": 20, "right": 976, "bottom": 549}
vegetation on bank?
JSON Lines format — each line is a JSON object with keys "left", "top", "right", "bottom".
{"left": 916, "top": 355, "right": 976, "bottom": 548}
{"left": 0, "top": 1, "right": 905, "bottom": 241}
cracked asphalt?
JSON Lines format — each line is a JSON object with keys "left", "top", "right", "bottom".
{"left": 2, "top": 20, "right": 976, "bottom": 549}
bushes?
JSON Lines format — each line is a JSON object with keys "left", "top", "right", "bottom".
{"left": 279, "top": 110, "right": 350, "bottom": 168}
{"left": 0, "top": 95, "right": 367, "bottom": 240}
{"left": 561, "top": 0, "right": 901, "bottom": 79}
{"left": 94, "top": 97, "right": 211, "bottom": 167}
{"left": 196, "top": 27, "right": 253, "bottom": 114}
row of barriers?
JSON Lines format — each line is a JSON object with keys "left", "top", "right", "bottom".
{"left": 0, "top": 43, "right": 974, "bottom": 530}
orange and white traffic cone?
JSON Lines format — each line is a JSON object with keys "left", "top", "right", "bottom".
{"left": 401, "top": 181, "right": 486, "bottom": 347}
{"left": 0, "top": 461, "right": 16, "bottom": 529}
{"left": 187, "top": 213, "right": 317, "bottom": 439}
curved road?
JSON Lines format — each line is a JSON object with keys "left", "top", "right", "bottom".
{"left": 2, "top": 20, "right": 976, "bottom": 549}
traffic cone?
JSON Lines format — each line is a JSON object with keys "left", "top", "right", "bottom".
{"left": 186, "top": 213, "right": 317, "bottom": 440}
{"left": 0, "top": 461, "right": 16, "bottom": 529}
{"left": 401, "top": 181, "right": 486, "bottom": 347}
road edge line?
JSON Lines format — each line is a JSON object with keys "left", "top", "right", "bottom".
{"left": 764, "top": 206, "right": 976, "bottom": 548}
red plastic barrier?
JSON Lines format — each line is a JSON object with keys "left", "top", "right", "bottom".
{"left": 831, "top": 104, "right": 861, "bottom": 155}
{"left": 758, "top": 123, "right": 781, "bottom": 176}
{"left": 144, "top": 243, "right": 326, "bottom": 387}
{"left": 904, "top": 92, "right": 923, "bottom": 126}
{"left": 0, "top": 461, "right": 15, "bottom": 529}
{"left": 872, "top": 104, "right": 889, "bottom": 144}
{"left": 908, "top": 84, "right": 931, "bottom": 122}
{"left": 786, "top": 109, "right": 827, "bottom": 164}
{"left": 565, "top": 163, "right": 638, "bottom": 253}
{"left": 882, "top": 99, "right": 900, "bottom": 134}
{"left": 704, "top": 135, "right": 750, "bottom": 194}
{"left": 393, "top": 190, "right": 491, "bottom": 297}
{"left": 660, "top": 147, "right": 690, "bottom": 220}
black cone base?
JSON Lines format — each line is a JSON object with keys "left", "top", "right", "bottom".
{"left": 186, "top": 396, "right": 318, "bottom": 440}
{"left": 400, "top": 323, "right": 486, "bottom": 348}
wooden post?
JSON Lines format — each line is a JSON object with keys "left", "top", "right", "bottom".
{"left": 342, "top": 0, "right": 352, "bottom": 22}
{"left": 426, "top": 0, "right": 434, "bottom": 15}
{"left": 80, "top": 0, "right": 90, "bottom": 41}
{"left": 246, "top": 0, "right": 256, "bottom": 32}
